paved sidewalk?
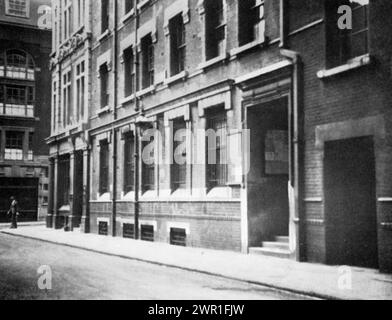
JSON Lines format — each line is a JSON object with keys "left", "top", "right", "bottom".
{"left": 0, "top": 221, "right": 45, "bottom": 230}
{"left": 1, "top": 226, "right": 391, "bottom": 300}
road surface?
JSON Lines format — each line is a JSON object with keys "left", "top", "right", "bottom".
{"left": 0, "top": 233, "right": 312, "bottom": 300}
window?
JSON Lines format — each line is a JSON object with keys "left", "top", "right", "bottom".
{"left": 98, "top": 221, "right": 109, "bottom": 236}
{"left": 123, "top": 223, "right": 135, "bottom": 239}
{"left": 123, "top": 133, "right": 135, "bottom": 193}
{"left": 141, "top": 225, "right": 154, "bottom": 242}
{"left": 125, "top": 0, "right": 135, "bottom": 14}
{"left": 141, "top": 34, "right": 154, "bottom": 89}
{"left": 76, "top": 0, "right": 85, "bottom": 28}
{"left": 5, "top": 0, "right": 29, "bottom": 18}
{"left": 205, "top": 0, "right": 226, "bottom": 60}
{"left": 28, "top": 132, "right": 33, "bottom": 161}
{"left": 171, "top": 118, "right": 187, "bottom": 191}
{"left": 170, "top": 228, "right": 186, "bottom": 247}
{"left": 52, "top": 81, "right": 57, "bottom": 132}
{"left": 141, "top": 127, "right": 155, "bottom": 192}
{"left": 238, "top": 0, "right": 265, "bottom": 46}
{"left": 206, "top": 107, "right": 228, "bottom": 189}
{"left": 0, "top": 50, "right": 35, "bottom": 80}
{"left": 63, "top": 70, "right": 72, "bottom": 126}
{"left": 0, "top": 84, "right": 34, "bottom": 117}
{"left": 123, "top": 47, "right": 136, "bottom": 97}
{"left": 5, "top": 131, "right": 24, "bottom": 160}
{"left": 76, "top": 61, "right": 85, "bottom": 122}
{"left": 99, "top": 63, "right": 109, "bottom": 108}
{"left": 99, "top": 140, "right": 110, "bottom": 195}
{"left": 326, "top": 0, "right": 369, "bottom": 68}
{"left": 101, "top": 0, "right": 110, "bottom": 33}
{"left": 169, "top": 14, "right": 186, "bottom": 76}
{"left": 63, "top": 0, "right": 73, "bottom": 40}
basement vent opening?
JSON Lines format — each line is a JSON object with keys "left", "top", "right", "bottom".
{"left": 170, "top": 228, "right": 187, "bottom": 247}
{"left": 123, "top": 223, "right": 135, "bottom": 239}
{"left": 98, "top": 221, "right": 108, "bottom": 236}
{"left": 141, "top": 225, "right": 154, "bottom": 242}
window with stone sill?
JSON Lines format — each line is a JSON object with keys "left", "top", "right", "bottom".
{"left": 123, "top": 47, "right": 136, "bottom": 97}
{"left": 99, "top": 63, "right": 109, "bottom": 108}
{"left": 326, "top": 0, "right": 369, "bottom": 69}
{"left": 205, "top": 0, "right": 226, "bottom": 61}
{"left": 63, "top": 0, "right": 73, "bottom": 41}
{"left": 141, "top": 34, "right": 154, "bottom": 90}
{"left": 238, "top": 0, "right": 265, "bottom": 47}
{"left": 101, "top": 0, "right": 110, "bottom": 34}
{"left": 169, "top": 13, "right": 186, "bottom": 77}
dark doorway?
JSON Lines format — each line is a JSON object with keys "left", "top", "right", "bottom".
{"left": 73, "top": 150, "right": 84, "bottom": 228}
{"left": 324, "top": 136, "right": 378, "bottom": 269}
{"left": 0, "top": 178, "right": 39, "bottom": 222}
{"left": 247, "top": 97, "right": 290, "bottom": 246}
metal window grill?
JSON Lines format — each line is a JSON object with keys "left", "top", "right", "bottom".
{"left": 98, "top": 221, "right": 108, "bottom": 236}
{"left": 170, "top": 228, "right": 187, "bottom": 247}
{"left": 141, "top": 225, "right": 154, "bottom": 242}
{"left": 123, "top": 223, "right": 135, "bottom": 239}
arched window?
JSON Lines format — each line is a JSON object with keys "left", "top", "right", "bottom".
{"left": 0, "top": 49, "right": 35, "bottom": 80}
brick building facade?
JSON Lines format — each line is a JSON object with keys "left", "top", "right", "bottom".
{"left": 0, "top": 0, "right": 52, "bottom": 222}
{"left": 47, "top": 0, "right": 392, "bottom": 273}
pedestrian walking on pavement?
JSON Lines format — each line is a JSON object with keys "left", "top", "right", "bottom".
{"left": 7, "top": 197, "right": 19, "bottom": 229}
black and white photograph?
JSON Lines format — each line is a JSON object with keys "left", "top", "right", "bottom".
{"left": 0, "top": 0, "right": 391, "bottom": 305}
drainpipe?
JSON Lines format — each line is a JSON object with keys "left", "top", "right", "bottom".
{"left": 134, "top": 4, "right": 141, "bottom": 240}
{"left": 280, "top": 0, "right": 305, "bottom": 262}
{"left": 111, "top": 0, "right": 119, "bottom": 237}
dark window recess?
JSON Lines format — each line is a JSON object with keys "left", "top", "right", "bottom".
{"left": 171, "top": 118, "right": 187, "bottom": 191}
{"left": 141, "top": 34, "right": 154, "bottom": 89}
{"left": 170, "top": 228, "right": 186, "bottom": 247}
{"left": 238, "top": 0, "right": 261, "bottom": 46}
{"left": 123, "top": 47, "right": 136, "bottom": 97}
{"left": 101, "top": 0, "right": 109, "bottom": 33}
{"left": 100, "top": 64, "right": 109, "bottom": 108}
{"left": 123, "top": 133, "right": 135, "bottom": 193}
{"left": 125, "top": 0, "right": 135, "bottom": 14}
{"left": 98, "top": 221, "right": 108, "bottom": 236}
{"left": 169, "top": 13, "right": 186, "bottom": 76}
{"left": 326, "top": 0, "right": 369, "bottom": 68}
{"left": 99, "top": 140, "right": 109, "bottom": 194}
{"left": 206, "top": 107, "right": 228, "bottom": 189}
{"left": 123, "top": 223, "right": 135, "bottom": 239}
{"left": 205, "top": 0, "right": 225, "bottom": 60}
{"left": 141, "top": 225, "right": 154, "bottom": 242}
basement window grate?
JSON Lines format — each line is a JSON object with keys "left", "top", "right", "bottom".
{"left": 98, "top": 221, "right": 108, "bottom": 236}
{"left": 141, "top": 225, "right": 154, "bottom": 242}
{"left": 170, "top": 228, "right": 187, "bottom": 247}
{"left": 123, "top": 223, "right": 135, "bottom": 239}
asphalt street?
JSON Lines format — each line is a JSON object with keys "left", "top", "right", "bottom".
{"left": 0, "top": 233, "right": 313, "bottom": 300}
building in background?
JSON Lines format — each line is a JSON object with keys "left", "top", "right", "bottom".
{"left": 47, "top": 0, "right": 392, "bottom": 273}
{"left": 0, "top": 0, "right": 52, "bottom": 222}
